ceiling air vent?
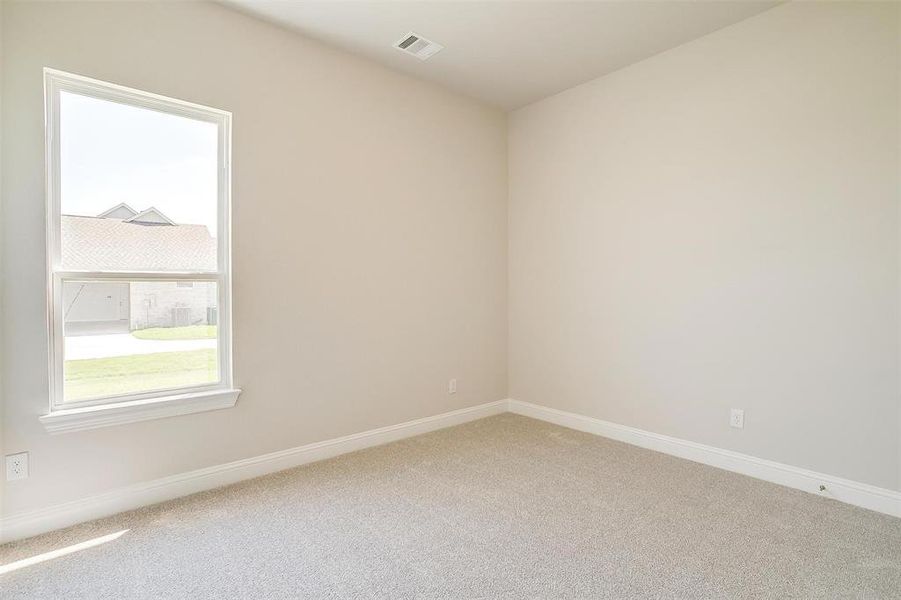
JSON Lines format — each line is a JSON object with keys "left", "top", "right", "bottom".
{"left": 394, "top": 32, "right": 444, "bottom": 61}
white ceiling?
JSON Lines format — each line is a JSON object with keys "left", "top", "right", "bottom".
{"left": 225, "top": 1, "right": 780, "bottom": 110}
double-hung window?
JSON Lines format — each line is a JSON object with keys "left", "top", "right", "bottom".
{"left": 41, "top": 69, "right": 239, "bottom": 433}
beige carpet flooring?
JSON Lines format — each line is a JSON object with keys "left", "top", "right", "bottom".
{"left": 2, "top": 413, "right": 900, "bottom": 599}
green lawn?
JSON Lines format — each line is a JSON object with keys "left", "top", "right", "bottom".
{"left": 132, "top": 325, "right": 217, "bottom": 340}
{"left": 64, "top": 349, "right": 218, "bottom": 401}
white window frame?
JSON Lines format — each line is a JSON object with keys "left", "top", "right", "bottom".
{"left": 40, "top": 69, "right": 239, "bottom": 433}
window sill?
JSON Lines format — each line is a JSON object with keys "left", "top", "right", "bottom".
{"left": 40, "top": 388, "right": 241, "bottom": 434}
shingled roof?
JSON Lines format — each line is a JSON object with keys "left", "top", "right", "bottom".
{"left": 61, "top": 207, "right": 216, "bottom": 271}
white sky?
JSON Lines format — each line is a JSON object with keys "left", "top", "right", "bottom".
{"left": 60, "top": 91, "right": 219, "bottom": 236}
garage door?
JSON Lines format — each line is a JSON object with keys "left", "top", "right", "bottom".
{"left": 62, "top": 281, "right": 130, "bottom": 334}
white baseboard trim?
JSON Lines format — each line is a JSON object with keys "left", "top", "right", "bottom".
{"left": 507, "top": 399, "right": 901, "bottom": 519}
{"left": 4, "top": 398, "right": 897, "bottom": 544}
{"left": 0, "top": 400, "right": 507, "bottom": 544}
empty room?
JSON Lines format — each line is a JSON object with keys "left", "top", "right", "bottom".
{"left": 1, "top": 1, "right": 899, "bottom": 597}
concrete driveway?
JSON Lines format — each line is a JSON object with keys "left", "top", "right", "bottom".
{"left": 65, "top": 333, "right": 217, "bottom": 360}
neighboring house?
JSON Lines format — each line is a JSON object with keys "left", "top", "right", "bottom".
{"left": 61, "top": 203, "right": 218, "bottom": 335}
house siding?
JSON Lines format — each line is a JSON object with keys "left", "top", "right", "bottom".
{"left": 129, "top": 281, "right": 217, "bottom": 330}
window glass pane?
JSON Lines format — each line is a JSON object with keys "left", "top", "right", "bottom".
{"left": 62, "top": 280, "right": 219, "bottom": 402}
{"left": 59, "top": 91, "right": 219, "bottom": 272}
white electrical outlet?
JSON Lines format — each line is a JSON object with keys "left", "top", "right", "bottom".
{"left": 6, "top": 452, "right": 29, "bottom": 481}
{"left": 730, "top": 409, "right": 744, "bottom": 429}
{"left": 448, "top": 378, "right": 457, "bottom": 394}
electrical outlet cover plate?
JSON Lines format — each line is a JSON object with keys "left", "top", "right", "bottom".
{"left": 6, "top": 452, "right": 29, "bottom": 481}
{"left": 730, "top": 409, "right": 744, "bottom": 429}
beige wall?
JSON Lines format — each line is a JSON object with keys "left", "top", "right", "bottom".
{"left": 509, "top": 2, "right": 900, "bottom": 490}
{"left": 0, "top": 1, "right": 507, "bottom": 516}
